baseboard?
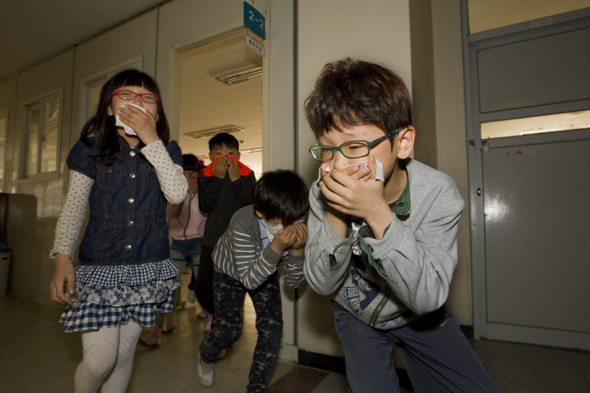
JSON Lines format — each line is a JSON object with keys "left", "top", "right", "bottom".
{"left": 278, "top": 342, "right": 298, "bottom": 362}
{"left": 461, "top": 324, "right": 474, "bottom": 338}
{"left": 297, "top": 349, "right": 346, "bottom": 374}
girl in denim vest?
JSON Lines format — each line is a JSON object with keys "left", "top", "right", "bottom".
{"left": 49, "top": 69, "right": 187, "bottom": 393}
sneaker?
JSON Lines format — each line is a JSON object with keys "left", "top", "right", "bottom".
{"left": 187, "top": 289, "right": 196, "bottom": 304}
{"left": 196, "top": 310, "right": 208, "bottom": 319}
{"left": 197, "top": 352, "right": 215, "bottom": 387}
{"left": 203, "top": 315, "right": 213, "bottom": 334}
{"left": 138, "top": 329, "right": 161, "bottom": 348}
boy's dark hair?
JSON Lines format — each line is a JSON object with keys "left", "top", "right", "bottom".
{"left": 81, "top": 69, "right": 170, "bottom": 164}
{"left": 304, "top": 57, "right": 413, "bottom": 143}
{"left": 208, "top": 132, "right": 240, "bottom": 152}
{"left": 253, "top": 170, "right": 310, "bottom": 227}
{"left": 182, "top": 153, "right": 201, "bottom": 172}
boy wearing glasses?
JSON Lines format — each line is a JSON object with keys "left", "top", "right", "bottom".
{"left": 304, "top": 58, "right": 499, "bottom": 393}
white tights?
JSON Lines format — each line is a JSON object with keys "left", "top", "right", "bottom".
{"left": 75, "top": 322, "right": 143, "bottom": 393}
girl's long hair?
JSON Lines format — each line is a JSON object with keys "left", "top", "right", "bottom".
{"left": 81, "top": 69, "right": 170, "bottom": 164}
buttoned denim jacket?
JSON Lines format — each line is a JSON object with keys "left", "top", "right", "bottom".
{"left": 66, "top": 135, "right": 183, "bottom": 266}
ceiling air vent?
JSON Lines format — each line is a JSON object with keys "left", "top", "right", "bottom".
{"left": 214, "top": 66, "right": 263, "bottom": 86}
{"left": 184, "top": 125, "right": 244, "bottom": 140}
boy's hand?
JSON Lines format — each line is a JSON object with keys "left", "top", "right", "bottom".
{"left": 291, "top": 222, "right": 308, "bottom": 256}
{"left": 227, "top": 158, "right": 241, "bottom": 182}
{"left": 212, "top": 156, "right": 228, "bottom": 179}
{"left": 319, "top": 156, "right": 392, "bottom": 239}
{"left": 269, "top": 225, "right": 297, "bottom": 256}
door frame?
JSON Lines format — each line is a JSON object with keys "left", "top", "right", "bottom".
{"left": 462, "top": 1, "right": 590, "bottom": 349}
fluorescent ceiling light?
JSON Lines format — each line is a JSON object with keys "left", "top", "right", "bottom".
{"left": 184, "top": 125, "right": 244, "bottom": 139}
{"left": 215, "top": 66, "right": 263, "bottom": 86}
{"left": 241, "top": 147, "right": 262, "bottom": 154}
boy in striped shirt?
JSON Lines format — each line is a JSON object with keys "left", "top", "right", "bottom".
{"left": 197, "top": 169, "right": 309, "bottom": 392}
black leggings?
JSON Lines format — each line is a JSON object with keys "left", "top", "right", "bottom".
{"left": 200, "top": 271, "right": 283, "bottom": 393}
{"left": 195, "top": 245, "right": 215, "bottom": 314}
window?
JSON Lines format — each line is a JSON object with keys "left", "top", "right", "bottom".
{"left": 480, "top": 110, "right": 590, "bottom": 139}
{"left": 82, "top": 59, "right": 143, "bottom": 123}
{"left": 86, "top": 76, "right": 107, "bottom": 122}
{"left": 468, "top": 0, "right": 590, "bottom": 34}
{"left": 24, "top": 93, "right": 60, "bottom": 177}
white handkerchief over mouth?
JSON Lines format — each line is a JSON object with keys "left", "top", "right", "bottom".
{"left": 317, "top": 158, "right": 385, "bottom": 186}
{"left": 115, "top": 103, "right": 147, "bottom": 136}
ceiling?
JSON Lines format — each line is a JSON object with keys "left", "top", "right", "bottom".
{"left": 1, "top": 0, "right": 263, "bottom": 174}
{"left": 0, "top": 0, "right": 165, "bottom": 80}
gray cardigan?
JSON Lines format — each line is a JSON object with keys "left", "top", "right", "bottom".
{"left": 213, "top": 205, "right": 305, "bottom": 290}
{"left": 304, "top": 159, "right": 465, "bottom": 330}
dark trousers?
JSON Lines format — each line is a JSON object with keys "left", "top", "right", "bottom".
{"left": 195, "top": 245, "right": 215, "bottom": 314}
{"left": 333, "top": 304, "right": 500, "bottom": 393}
{"left": 200, "top": 271, "right": 283, "bottom": 393}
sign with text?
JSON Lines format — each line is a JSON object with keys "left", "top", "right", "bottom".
{"left": 245, "top": 31, "right": 264, "bottom": 56}
{"left": 244, "top": 2, "right": 265, "bottom": 40}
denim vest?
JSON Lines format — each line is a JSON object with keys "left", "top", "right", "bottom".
{"left": 66, "top": 135, "right": 183, "bottom": 266}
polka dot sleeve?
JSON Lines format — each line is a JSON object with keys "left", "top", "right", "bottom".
{"left": 141, "top": 140, "right": 188, "bottom": 204}
{"left": 50, "top": 170, "right": 93, "bottom": 260}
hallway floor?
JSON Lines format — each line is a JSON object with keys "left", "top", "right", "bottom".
{"left": 1, "top": 275, "right": 589, "bottom": 392}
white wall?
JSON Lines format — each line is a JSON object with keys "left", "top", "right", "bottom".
{"left": 296, "top": 0, "right": 413, "bottom": 357}
{"left": 409, "top": 0, "right": 472, "bottom": 325}
{"left": 430, "top": 0, "right": 472, "bottom": 325}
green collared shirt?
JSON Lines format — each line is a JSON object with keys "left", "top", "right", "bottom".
{"left": 390, "top": 175, "right": 411, "bottom": 216}
{"left": 344, "top": 174, "right": 410, "bottom": 277}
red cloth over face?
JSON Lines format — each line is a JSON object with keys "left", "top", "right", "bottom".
{"left": 202, "top": 155, "right": 253, "bottom": 177}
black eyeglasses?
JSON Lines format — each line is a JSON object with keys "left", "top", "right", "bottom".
{"left": 111, "top": 90, "right": 159, "bottom": 103}
{"left": 309, "top": 127, "right": 405, "bottom": 162}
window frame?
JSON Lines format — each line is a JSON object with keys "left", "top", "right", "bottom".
{"left": 20, "top": 89, "right": 63, "bottom": 182}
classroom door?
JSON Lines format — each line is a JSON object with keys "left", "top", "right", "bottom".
{"left": 467, "top": 11, "right": 590, "bottom": 349}
{"left": 481, "top": 130, "right": 590, "bottom": 348}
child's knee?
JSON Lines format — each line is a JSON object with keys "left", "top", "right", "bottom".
{"left": 208, "top": 322, "right": 242, "bottom": 348}
{"left": 225, "top": 327, "right": 243, "bottom": 345}
{"left": 257, "top": 318, "right": 283, "bottom": 341}
{"left": 81, "top": 354, "right": 117, "bottom": 379}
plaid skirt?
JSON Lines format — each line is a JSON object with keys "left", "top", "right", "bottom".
{"left": 59, "top": 258, "right": 180, "bottom": 333}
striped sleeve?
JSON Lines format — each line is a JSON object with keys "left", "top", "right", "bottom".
{"left": 215, "top": 221, "right": 283, "bottom": 290}
{"left": 282, "top": 252, "right": 305, "bottom": 289}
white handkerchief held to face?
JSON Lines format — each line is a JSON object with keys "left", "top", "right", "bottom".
{"left": 115, "top": 103, "right": 147, "bottom": 136}
{"left": 317, "top": 158, "right": 385, "bottom": 186}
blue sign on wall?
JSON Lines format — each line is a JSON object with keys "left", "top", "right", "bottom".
{"left": 244, "top": 2, "right": 265, "bottom": 40}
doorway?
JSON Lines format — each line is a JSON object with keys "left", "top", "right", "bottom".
{"left": 176, "top": 29, "right": 263, "bottom": 345}
{"left": 178, "top": 31, "right": 263, "bottom": 175}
